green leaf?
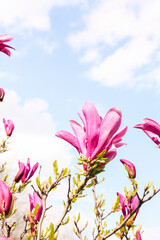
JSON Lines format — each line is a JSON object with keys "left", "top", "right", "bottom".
{"left": 72, "top": 197, "right": 77, "bottom": 203}
{"left": 85, "top": 182, "right": 94, "bottom": 188}
{"left": 62, "top": 168, "right": 68, "bottom": 177}
{"left": 63, "top": 216, "right": 70, "bottom": 225}
{"left": 48, "top": 223, "right": 55, "bottom": 240}
{"left": 53, "top": 160, "right": 58, "bottom": 177}
{"left": 96, "top": 149, "right": 107, "bottom": 160}
{"left": 124, "top": 186, "right": 129, "bottom": 198}
{"left": 32, "top": 203, "right": 39, "bottom": 215}
{"left": 112, "top": 195, "right": 120, "bottom": 211}
{"left": 77, "top": 212, "right": 80, "bottom": 222}
{"left": 48, "top": 176, "right": 52, "bottom": 185}
{"left": 36, "top": 177, "right": 41, "bottom": 190}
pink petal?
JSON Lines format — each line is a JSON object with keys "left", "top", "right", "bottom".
{"left": 56, "top": 130, "right": 80, "bottom": 152}
{"left": 0, "top": 34, "right": 13, "bottom": 42}
{"left": 25, "top": 162, "right": 39, "bottom": 182}
{"left": 70, "top": 120, "right": 87, "bottom": 156}
{"left": 92, "top": 108, "right": 122, "bottom": 159}
{"left": 82, "top": 101, "right": 101, "bottom": 158}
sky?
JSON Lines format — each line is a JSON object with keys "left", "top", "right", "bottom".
{"left": 0, "top": 0, "right": 160, "bottom": 239}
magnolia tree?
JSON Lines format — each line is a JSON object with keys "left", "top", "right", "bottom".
{"left": 0, "top": 34, "right": 160, "bottom": 240}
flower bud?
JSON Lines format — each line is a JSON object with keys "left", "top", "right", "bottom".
{"left": 3, "top": 119, "right": 14, "bottom": 137}
{"left": 14, "top": 158, "right": 39, "bottom": 183}
{"left": 0, "top": 88, "right": 5, "bottom": 102}
{"left": 0, "top": 180, "right": 15, "bottom": 217}
{"left": 120, "top": 159, "right": 136, "bottom": 179}
{"left": 136, "top": 231, "right": 142, "bottom": 240}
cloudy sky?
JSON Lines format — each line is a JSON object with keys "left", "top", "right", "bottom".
{"left": 0, "top": 0, "right": 160, "bottom": 239}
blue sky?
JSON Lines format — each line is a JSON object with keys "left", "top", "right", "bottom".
{"left": 0, "top": 0, "right": 160, "bottom": 239}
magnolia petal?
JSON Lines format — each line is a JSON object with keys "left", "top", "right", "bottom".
{"left": 26, "top": 162, "right": 39, "bottom": 182}
{"left": 0, "top": 34, "right": 13, "bottom": 42}
{"left": 56, "top": 130, "right": 80, "bottom": 152}
{"left": 70, "top": 120, "right": 87, "bottom": 156}
{"left": 92, "top": 108, "right": 122, "bottom": 159}
{"left": 144, "top": 130, "right": 160, "bottom": 145}
{"left": 21, "top": 158, "right": 31, "bottom": 183}
{"left": 82, "top": 100, "right": 101, "bottom": 157}
{"left": 14, "top": 161, "right": 25, "bottom": 183}
{"left": 143, "top": 118, "right": 160, "bottom": 137}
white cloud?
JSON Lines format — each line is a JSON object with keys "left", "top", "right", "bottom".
{"left": 0, "top": 90, "right": 73, "bottom": 173}
{"left": 0, "top": 0, "right": 86, "bottom": 32}
{"left": 0, "top": 89, "right": 75, "bottom": 238}
{"left": 68, "top": 0, "right": 160, "bottom": 89}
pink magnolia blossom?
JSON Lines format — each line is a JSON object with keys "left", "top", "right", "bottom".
{"left": 15, "top": 158, "right": 39, "bottom": 183}
{"left": 3, "top": 119, "right": 14, "bottom": 137}
{"left": 0, "top": 34, "right": 14, "bottom": 56}
{"left": 134, "top": 118, "right": 160, "bottom": 146}
{"left": 120, "top": 159, "right": 136, "bottom": 179}
{"left": 0, "top": 88, "right": 5, "bottom": 102}
{"left": 56, "top": 101, "right": 127, "bottom": 165}
{"left": 136, "top": 231, "right": 142, "bottom": 240}
{"left": 117, "top": 192, "right": 139, "bottom": 225}
{"left": 0, "top": 237, "right": 13, "bottom": 240}
{"left": 0, "top": 180, "right": 13, "bottom": 216}
{"left": 28, "top": 192, "right": 43, "bottom": 233}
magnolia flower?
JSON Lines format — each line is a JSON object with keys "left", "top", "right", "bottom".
{"left": 134, "top": 118, "right": 160, "bottom": 146}
{"left": 120, "top": 159, "right": 136, "bottom": 179}
{"left": 117, "top": 192, "right": 139, "bottom": 226}
{"left": 0, "top": 180, "right": 15, "bottom": 217}
{"left": 136, "top": 231, "right": 142, "bottom": 240}
{"left": 0, "top": 88, "right": 5, "bottom": 102}
{"left": 3, "top": 119, "right": 14, "bottom": 137}
{"left": 28, "top": 191, "right": 43, "bottom": 233}
{"left": 0, "top": 34, "right": 14, "bottom": 56}
{"left": 14, "top": 158, "right": 39, "bottom": 183}
{"left": 56, "top": 100, "right": 127, "bottom": 164}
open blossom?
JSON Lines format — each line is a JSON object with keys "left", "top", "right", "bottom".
{"left": 0, "top": 180, "right": 15, "bottom": 217}
{"left": 3, "top": 119, "right": 14, "bottom": 137}
{"left": 14, "top": 158, "right": 39, "bottom": 183}
{"left": 134, "top": 118, "right": 160, "bottom": 146}
{"left": 56, "top": 101, "right": 127, "bottom": 164}
{"left": 0, "top": 88, "right": 5, "bottom": 102}
{"left": 117, "top": 192, "right": 139, "bottom": 225}
{"left": 120, "top": 159, "right": 136, "bottom": 179}
{"left": 0, "top": 34, "right": 14, "bottom": 56}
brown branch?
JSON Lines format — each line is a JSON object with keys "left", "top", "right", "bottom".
{"left": 101, "top": 187, "right": 160, "bottom": 239}
{"left": 54, "top": 174, "right": 90, "bottom": 233}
